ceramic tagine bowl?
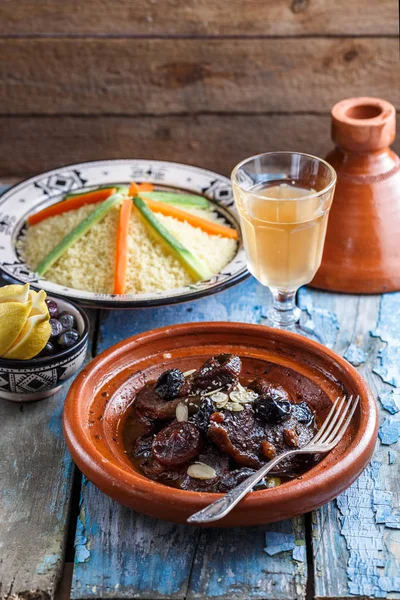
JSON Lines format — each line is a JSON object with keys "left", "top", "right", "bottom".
{"left": 311, "top": 97, "right": 400, "bottom": 293}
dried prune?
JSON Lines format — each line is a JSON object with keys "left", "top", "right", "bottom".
{"left": 152, "top": 421, "right": 202, "bottom": 467}
{"left": 193, "top": 354, "right": 241, "bottom": 391}
{"left": 190, "top": 397, "right": 215, "bottom": 435}
{"left": 254, "top": 397, "right": 292, "bottom": 424}
{"left": 155, "top": 369, "right": 185, "bottom": 400}
{"left": 292, "top": 401, "right": 314, "bottom": 425}
{"left": 218, "top": 468, "right": 256, "bottom": 492}
{"left": 133, "top": 434, "right": 154, "bottom": 458}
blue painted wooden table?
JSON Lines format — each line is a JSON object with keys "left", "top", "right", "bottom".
{"left": 1, "top": 186, "right": 400, "bottom": 599}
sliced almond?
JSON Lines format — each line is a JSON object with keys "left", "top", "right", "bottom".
{"left": 176, "top": 402, "right": 189, "bottom": 422}
{"left": 230, "top": 402, "right": 244, "bottom": 412}
{"left": 183, "top": 369, "right": 196, "bottom": 378}
{"left": 187, "top": 462, "right": 217, "bottom": 480}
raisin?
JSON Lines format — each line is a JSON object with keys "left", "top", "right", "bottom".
{"left": 152, "top": 421, "right": 202, "bottom": 467}
{"left": 261, "top": 440, "right": 277, "bottom": 460}
{"left": 283, "top": 428, "right": 299, "bottom": 447}
{"left": 210, "top": 412, "right": 225, "bottom": 423}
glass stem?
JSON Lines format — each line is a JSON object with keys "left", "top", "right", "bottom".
{"left": 267, "top": 288, "right": 301, "bottom": 328}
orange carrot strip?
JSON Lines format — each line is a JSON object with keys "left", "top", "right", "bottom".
{"left": 137, "top": 182, "right": 154, "bottom": 192}
{"left": 129, "top": 182, "right": 154, "bottom": 196}
{"left": 142, "top": 198, "right": 238, "bottom": 240}
{"left": 113, "top": 198, "right": 133, "bottom": 294}
{"left": 129, "top": 182, "right": 139, "bottom": 197}
{"left": 28, "top": 187, "right": 117, "bottom": 226}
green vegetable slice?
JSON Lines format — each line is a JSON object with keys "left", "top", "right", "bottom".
{"left": 133, "top": 196, "right": 212, "bottom": 282}
{"left": 35, "top": 192, "right": 124, "bottom": 276}
{"left": 139, "top": 191, "right": 210, "bottom": 209}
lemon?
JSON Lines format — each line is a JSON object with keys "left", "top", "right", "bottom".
{"left": 29, "top": 289, "right": 49, "bottom": 317}
{"left": 3, "top": 313, "right": 52, "bottom": 360}
{"left": 0, "top": 283, "right": 30, "bottom": 304}
{"left": 0, "top": 299, "right": 33, "bottom": 356}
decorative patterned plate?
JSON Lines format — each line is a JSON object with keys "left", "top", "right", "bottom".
{"left": 0, "top": 160, "right": 248, "bottom": 308}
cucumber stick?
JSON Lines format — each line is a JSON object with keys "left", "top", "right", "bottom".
{"left": 139, "top": 191, "right": 210, "bottom": 210}
{"left": 133, "top": 196, "right": 212, "bottom": 282}
{"left": 35, "top": 192, "right": 123, "bottom": 276}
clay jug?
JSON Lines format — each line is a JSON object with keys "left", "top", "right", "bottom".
{"left": 311, "top": 97, "right": 400, "bottom": 293}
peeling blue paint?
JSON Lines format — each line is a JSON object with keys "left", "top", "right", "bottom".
{"left": 75, "top": 514, "right": 91, "bottom": 564}
{"left": 373, "top": 345, "right": 400, "bottom": 387}
{"left": 98, "top": 277, "right": 265, "bottom": 352}
{"left": 264, "top": 532, "right": 296, "bottom": 556}
{"left": 297, "top": 288, "right": 339, "bottom": 348}
{"left": 292, "top": 544, "right": 306, "bottom": 562}
{"left": 37, "top": 553, "right": 60, "bottom": 574}
{"left": 388, "top": 449, "right": 397, "bottom": 465}
{"left": 379, "top": 389, "right": 400, "bottom": 414}
{"left": 344, "top": 343, "right": 367, "bottom": 366}
{"left": 371, "top": 293, "right": 400, "bottom": 343}
{"left": 378, "top": 416, "right": 400, "bottom": 445}
{"left": 336, "top": 460, "right": 400, "bottom": 597}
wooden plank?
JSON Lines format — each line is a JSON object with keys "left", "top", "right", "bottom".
{"left": 0, "top": 38, "right": 397, "bottom": 115}
{"left": 187, "top": 517, "right": 307, "bottom": 600}
{"left": 0, "top": 0, "right": 396, "bottom": 36}
{"left": 297, "top": 289, "right": 400, "bottom": 599}
{"left": 0, "top": 114, "right": 334, "bottom": 178}
{"left": 0, "top": 278, "right": 97, "bottom": 600}
{"left": 72, "top": 278, "right": 307, "bottom": 600}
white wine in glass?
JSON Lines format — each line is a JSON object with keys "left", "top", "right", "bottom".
{"left": 232, "top": 153, "right": 336, "bottom": 328}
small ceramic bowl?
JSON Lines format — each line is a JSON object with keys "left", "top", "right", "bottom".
{"left": 0, "top": 297, "right": 89, "bottom": 402}
{"left": 63, "top": 322, "right": 378, "bottom": 526}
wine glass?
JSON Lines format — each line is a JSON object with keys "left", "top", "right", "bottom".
{"left": 231, "top": 152, "right": 336, "bottom": 329}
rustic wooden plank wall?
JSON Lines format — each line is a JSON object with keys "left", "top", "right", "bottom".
{"left": 0, "top": 0, "right": 398, "bottom": 177}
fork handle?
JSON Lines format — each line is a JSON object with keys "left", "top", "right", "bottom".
{"left": 187, "top": 449, "right": 298, "bottom": 524}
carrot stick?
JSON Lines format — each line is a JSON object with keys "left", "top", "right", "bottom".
{"left": 113, "top": 198, "right": 133, "bottom": 294}
{"left": 28, "top": 187, "right": 117, "bottom": 226}
{"left": 142, "top": 198, "right": 238, "bottom": 240}
{"left": 129, "top": 182, "right": 154, "bottom": 196}
{"left": 137, "top": 182, "right": 154, "bottom": 192}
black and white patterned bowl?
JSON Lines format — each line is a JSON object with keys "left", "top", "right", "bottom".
{"left": 0, "top": 297, "right": 89, "bottom": 402}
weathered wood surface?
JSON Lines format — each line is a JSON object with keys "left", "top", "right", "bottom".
{"left": 1, "top": 0, "right": 396, "bottom": 36}
{"left": 0, "top": 114, "right": 332, "bottom": 178}
{"left": 298, "top": 288, "right": 400, "bottom": 599}
{"left": 0, "top": 38, "right": 397, "bottom": 115}
{"left": 2, "top": 114, "right": 400, "bottom": 179}
{"left": 71, "top": 278, "right": 308, "bottom": 600}
{"left": 0, "top": 272, "right": 97, "bottom": 600}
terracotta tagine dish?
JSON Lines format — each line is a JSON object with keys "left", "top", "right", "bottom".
{"left": 63, "top": 322, "right": 377, "bottom": 526}
{"left": 312, "top": 96, "right": 400, "bottom": 293}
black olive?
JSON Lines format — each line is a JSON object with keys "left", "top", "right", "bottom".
{"left": 59, "top": 312, "right": 76, "bottom": 331}
{"left": 57, "top": 328, "right": 80, "bottom": 349}
{"left": 38, "top": 341, "right": 55, "bottom": 357}
{"left": 45, "top": 299, "right": 59, "bottom": 319}
{"left": 155, "top": 369, "right": 185, "bottom": 400}
{"left": 292, "top": 402, "right": 314, "bottom": 425}
{"left": 49, "top": 318, "right": 63, "bottom": 339}
{"left": 254, "top": 397, "right": 292, "bottom": 424}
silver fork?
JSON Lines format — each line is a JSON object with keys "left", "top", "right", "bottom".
{"left": 187, "top": 394, "right": 359, "bottom": 524}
